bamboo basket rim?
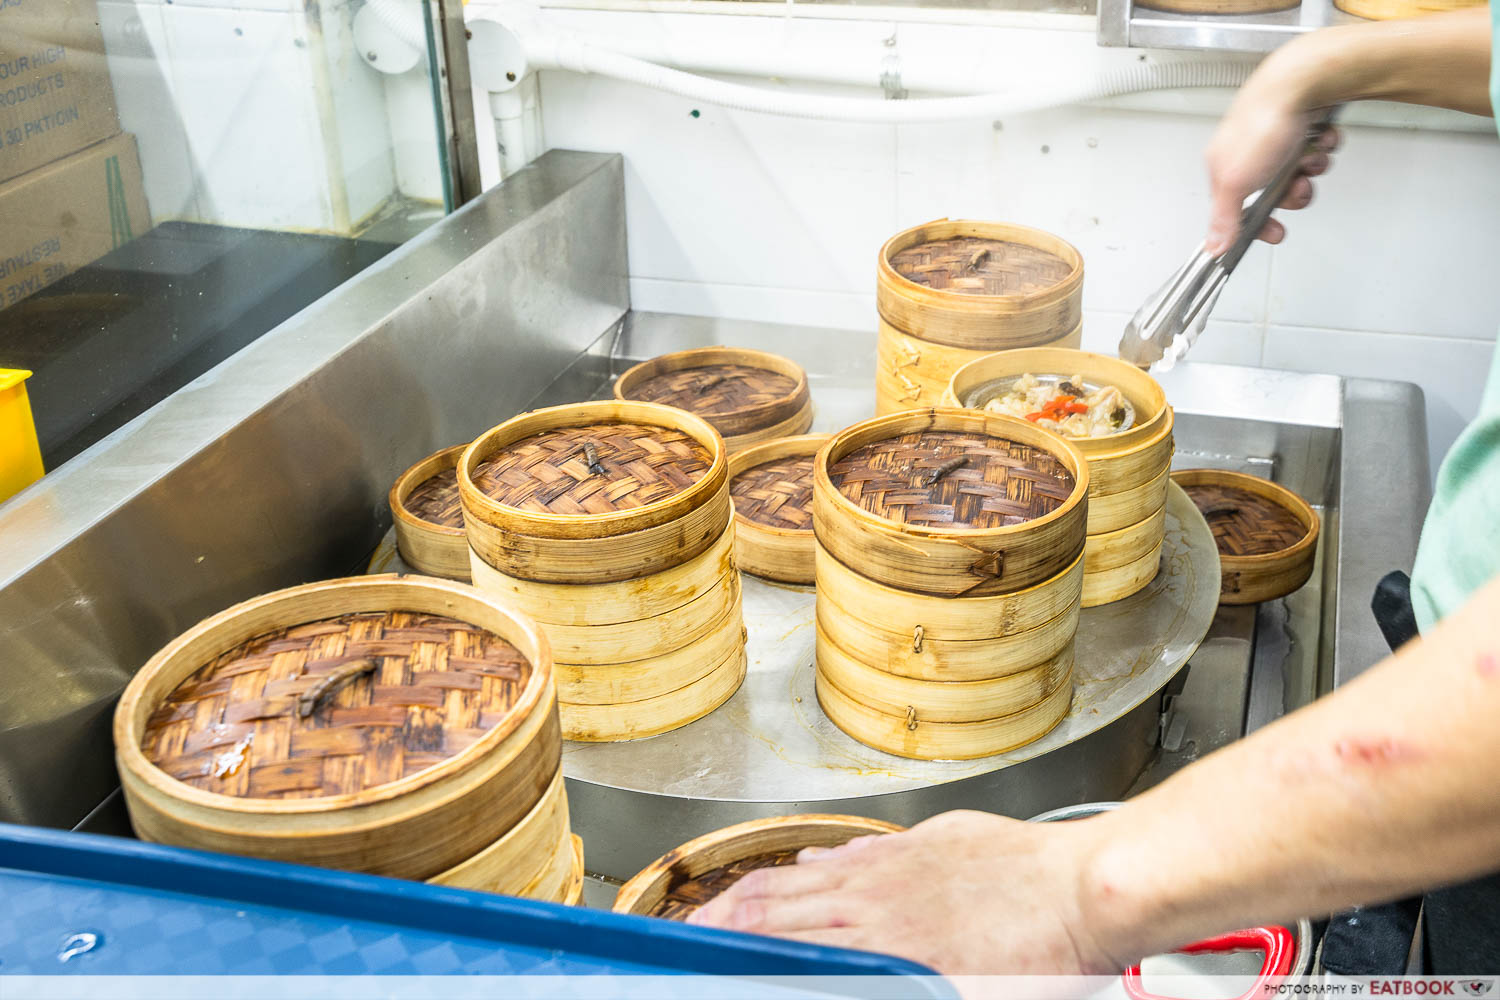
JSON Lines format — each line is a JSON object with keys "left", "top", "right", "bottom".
{"left": 458, "top": 400, "right": 728, "bottom": 541}
{"left": 427, "top": 763, "right": 568, "bottom": 889}
{"left": 613, "top": 346, "right": 811, "bottom": 425}
{"left": 876, "top": 219, "right": 1084, "bottom": 313}
{"left": 389, "top": 443, "right": 469, "bottom": 539}
{"left": 1170, "top": 468, "right": 1321, "bottom": 567}
{"left": 114, "top": 574, "right": 556, "bottom": 816}
{"left": 945, "top": 348, "right": 1170, "bottom": 451}
{"left": 612, "top": 813, "right": 904, "bottom": 916}
{"left": 814, "top": 407, "right": 1089, "bottom": 543}
{"left": 728, "top": 433, "right": 831, "bottom": 539}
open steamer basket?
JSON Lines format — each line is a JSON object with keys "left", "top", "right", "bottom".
{"left": 944, "top": 348, "right": 1175, "bottom": 607}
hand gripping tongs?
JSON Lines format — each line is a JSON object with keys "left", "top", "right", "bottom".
{"left": 1118, "top": 108, "right": 1339, "bottom": 370}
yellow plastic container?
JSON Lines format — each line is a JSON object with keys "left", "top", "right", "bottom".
{"left": 0, "top": 369, "right": 44, "bottom": 503}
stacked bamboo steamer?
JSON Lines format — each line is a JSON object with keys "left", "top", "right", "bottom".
{"left": 614, "top": 347, "right": 813, "bottom": 453}
{"left": 945, "top": 348, "right": 1174, "bottom": 608}
{"left": 459, "top": 400, "right": 747, "bottom": 742}
{"left": 613, "top": 814, "right": 903, "bottom": 919}
{"left": 113, "top": 575, "right": 581, "bottom": 904}
{"left": 812, "top": 408, "right": 1089, "bottom": 760}
{"left": 876, "top": 219, "right": 1084, "bottom": 415}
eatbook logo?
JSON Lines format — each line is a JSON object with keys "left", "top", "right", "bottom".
{"left": 1461, "top": 982, "right": 1493, "bottom": 997}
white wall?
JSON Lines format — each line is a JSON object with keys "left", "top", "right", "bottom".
{"left": 523, "top": 5, "right": 1500, "bottom": 474}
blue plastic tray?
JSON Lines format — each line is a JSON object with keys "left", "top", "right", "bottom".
{"left": 0, "top": 822, "right": 946, "bottom": 990}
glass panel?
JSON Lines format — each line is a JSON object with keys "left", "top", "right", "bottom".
{"left": 0, "top": 0, "right": 451, "bottom": 470}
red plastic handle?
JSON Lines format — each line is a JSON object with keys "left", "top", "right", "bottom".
{"left": 1121, "top": 925, "right": 1296, "bottom": 1000}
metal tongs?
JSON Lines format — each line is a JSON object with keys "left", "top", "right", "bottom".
{"left": 1119, "top": 108, "right": 1339, "bottom": 370}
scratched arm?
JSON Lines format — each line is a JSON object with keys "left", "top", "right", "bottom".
{"left": 692, "top": 576, "right": 1500, "bottom": 973}
{"left": 1077, "top": 573, "right": 1500, "bottom": 961}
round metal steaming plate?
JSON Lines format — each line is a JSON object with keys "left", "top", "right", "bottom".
{"left": 371, "top": 484, "right": 1219, "bottom": 877}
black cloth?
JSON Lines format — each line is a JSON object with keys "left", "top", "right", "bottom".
{"left": 1424, "top": 873, "right": 1500, "bottom": 973}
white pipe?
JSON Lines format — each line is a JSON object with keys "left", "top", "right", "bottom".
{"left": 526, "top": 34, "right": 1254, "bottom": 123}
{"left": 490, "top": 88, "right": 531, "bottom": 177}
{"left": 365, "top": 0, "right": 428, "bottom": 54}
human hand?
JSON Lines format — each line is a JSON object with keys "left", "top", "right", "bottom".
{"left": 686, "top": 809, "right": 1124, "bottom": 976}
{"left": 1204, "top": 57, "right": 1341, "bottom": 255}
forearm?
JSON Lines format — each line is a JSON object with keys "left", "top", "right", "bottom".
{"left": 1078, "top": 574, "right": 1500, "bottom": 964}
{"left": 1254, "top": 7, "right": 1492, "bottom": 116}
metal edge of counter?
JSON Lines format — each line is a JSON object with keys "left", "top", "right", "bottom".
{"left": 0, "top": 150, "right": 630, "bottom": 830}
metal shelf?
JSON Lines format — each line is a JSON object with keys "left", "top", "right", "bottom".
{"left": 1098, "top": 0, "right": 1366, "bottom": 52}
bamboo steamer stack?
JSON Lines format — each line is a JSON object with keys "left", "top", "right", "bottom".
{"left": 113, "top": 575, "right": 582, "bottom": 904}
{"left": 614, "top": 347, "right": 813, "bottom": 453}
{"left": 945, "top": 348, "right": 1174, "bottom": 607}
{"left": 876, "top": 219, "right": 1084, "bottom": 415}
{"left": 812, "top": 408, "right": 1089, "bottom": 760}
{"left": 613, "top": 815, "right": 903, "bottom": 919}
{"left": 459, "top": 400, "right": 747, "bottom": 742}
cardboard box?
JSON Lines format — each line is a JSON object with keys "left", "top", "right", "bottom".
{"left": 0, "top": 0, "right": 121, "bottom": 186}
{"left": 0, "top": 131, "right": 149, "bottom": 311}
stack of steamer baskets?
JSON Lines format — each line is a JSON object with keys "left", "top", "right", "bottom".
{"left": 459, "top": 401, "right": 747, "bottom": 742}
{"left": 944, "top": 348, "right": 1174, "bottom": 607}
{"left": 113, "top": 575, "right": 582, "bottom": 904}
{"left": 812, "top": 408, "right": 1091, "bottom": 760}
{"left": 875, "top": 219, "right": 1084, "bottom": 415}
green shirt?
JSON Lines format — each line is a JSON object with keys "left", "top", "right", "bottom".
{"left": 1409, "top": 10, "right": 1500, "bottom": 631}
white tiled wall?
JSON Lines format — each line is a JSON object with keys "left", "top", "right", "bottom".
{"left": 531, "top": 7, "right": 1500, "bottom": 474}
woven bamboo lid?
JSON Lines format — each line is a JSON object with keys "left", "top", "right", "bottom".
{"left": 613, "top": 347, "right": 812, "bottom": 445}
{"left": 139, "top": 609, "right": 536, "bottom": 800}
{"left": 828, "top": 428, "right": 1075, "bottom": 530}
{"left": 731, "top": 452, "right": 816, "bottom": 532}
{"left": 403, "top": 465, "right": 464, "bottom": 528}
{"left": 471, "top": 420, "right": 712, "bottom": 517}
{"left": 877, "top": 220, "right": 1084, "bottom": 350}
{"left": 1182, "top": 481, "right": 1309, "bottom": 557}
{"left": 1172, "top": 469, "right": 1320, "bottom": 606}
{"left": 890, "top": 237, "right": 1073, "bottom": 297}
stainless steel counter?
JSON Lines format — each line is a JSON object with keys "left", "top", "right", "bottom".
{"left": 0, "top": 152, "right": 1430, "bottom": 870}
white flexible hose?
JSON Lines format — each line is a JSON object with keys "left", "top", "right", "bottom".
{"left": 535, "top": 35, "right": 1254, "bottom": 123}
{"left": 365, "top": 0, "right": 428, "bottom": 54}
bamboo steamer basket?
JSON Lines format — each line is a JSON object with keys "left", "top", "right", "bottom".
{"left": 1332, "top": 0, "right": 1479, "bottom": 19}
{"left": 727, "top": 434, "right": 829, "bottom": 585}
{"left": 944, "top": 349, "right": 1173, "bottom": 606}
{"left": 943, "top": 348, "right": 1173, "bottom": 528}
{"left": 460, "top": 400, "right": 745, "bottom": 742}
{"left": 612, "top": 814, "right": 903, "bottom": 919}
{"left": 1173, "top": 469, "right": 1320, "bottom": 605}
{"left": 389, "top": 444, "right": 471, "bottom": 581}
{"left": 816, "top": 626, "right": 1073, "bottom": 723}
{"left": 458, "top": 400, "right": 730, "bottom": 585}
{"left": 813, "top": 408, "right": 1089, "bottom": 598}
{"left": 816, "top": 660, "right": 1073, "bottom": 760}
{"left": 877, "top": 318, "right": 1083, "bottom": 414}
{"left": 114, "top": 575, "right": 563, "bottom": 882}
{"left": 875, "top": 219, "right": 1084, "bottom": 415}
{"left": 813, "top": 540, "right": 1082, "bottom": 681}
{"left": 614, "top": 347, "right": 814, "bottom": 453}
{"left": 562, "top": 646, "right": 748, "bottom": 742}
{"left": 428, "top": 766, "right": 578, "bottom": 902}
